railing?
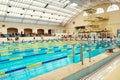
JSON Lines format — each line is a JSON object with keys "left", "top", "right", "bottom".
{"left": 63, "top": 50, "right": 120, "bottom": 80}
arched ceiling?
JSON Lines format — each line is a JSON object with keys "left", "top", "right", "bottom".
{"left": 0, "top": 0, "right": 119, "bottom": 26}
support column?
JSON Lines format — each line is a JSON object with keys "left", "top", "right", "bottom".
{"left": 0, "top": 27, "right": 7, "bottom": 34}
{"left": 0, "top": 23, "right": 7, "bottom": 34}
{"left": 33, "top": 28, "right": 37, "bottom": 34}
{"left": 44, "top": 29, "right": 48, "bottom": 34}
{"left": 18, "top": 28, "right": 24, "bottom": 34}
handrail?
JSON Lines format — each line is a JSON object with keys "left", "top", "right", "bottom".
{"left": 63, "top": 50, "right": 120, "bottom": 80}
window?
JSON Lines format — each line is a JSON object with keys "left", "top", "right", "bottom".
{"left": 83, "top": 12, "right": 88, "bottom": 16}
{"left": 107, "top": 4, "right": 119, "bottom": 12}
{"left": 96, "top": 8, "right": 104, "bottom": 14}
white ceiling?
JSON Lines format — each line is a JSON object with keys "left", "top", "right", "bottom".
{"left": 0, "top": 0, "right": 120, "bottom": 26}
{"left": 0, "top": 0, "right": 82, "bottom": 26}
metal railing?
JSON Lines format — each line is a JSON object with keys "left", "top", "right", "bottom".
{"left": 63, "top": 49, "right": 120, "bottom": 80}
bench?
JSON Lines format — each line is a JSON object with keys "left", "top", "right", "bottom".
{"left": 106, "top": 47, "right": 115, "bottom": 53}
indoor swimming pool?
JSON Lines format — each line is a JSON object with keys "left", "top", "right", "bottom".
{"left": 0, "top": 40, "right": 117, "bottom": 80}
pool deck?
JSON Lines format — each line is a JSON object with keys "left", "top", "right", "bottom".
{"left": 31, "top": 48, "right": 120, "bottom": 80}
{"left": 103, "top": 63, "right": 120, "bottom": 80}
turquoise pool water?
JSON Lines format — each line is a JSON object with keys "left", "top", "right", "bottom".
{"left": 0, "top": 40, "right": 116, "bottom": 80}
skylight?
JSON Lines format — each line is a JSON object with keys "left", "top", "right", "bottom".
{"left": 0, "top": 0, "right": 81, "bottom": 26}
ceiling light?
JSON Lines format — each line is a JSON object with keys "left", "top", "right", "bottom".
{"left": 33, "top": 10, "right": 35, "bottom": 12}
{"left": 70, "top": 3, "right": 78, "bottom": 7}
{"left": 8, "top": 5, "right": 11, "bottom": 7}
{"left": 63, "top": 4, "right": 68, "bottom": 8}
{"left": 7, "top": 12, "right": 10, "bottom": 13}
{"left": 22, "top": 8, "right": 25, "bottom": 10}
{"left": 44, "top": 4, "right": 49, "bottom": 8}
{"left": 20, "top": 13, "right": 23, "bottom": 15}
